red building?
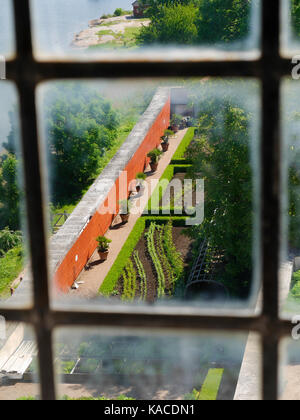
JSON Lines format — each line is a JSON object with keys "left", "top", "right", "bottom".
{"left": 132, "top": 1, "right": 149, "bottom": 18}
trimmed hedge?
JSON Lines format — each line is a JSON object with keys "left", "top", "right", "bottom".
{"left": 145, "top": 217, "right": 187, "bottom": 227}
{"left": 171, "top": 127, "right": 195, "bottom": 162}
{"left": 146, "top": 165, "right": 175, "bottom": 211}
{"left": 99, "top": 218, "right": 146, "bottom": 296}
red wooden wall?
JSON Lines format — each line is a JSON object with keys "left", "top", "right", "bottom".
{"left": 54, "top": 97, "right": 170, "bottom": 292}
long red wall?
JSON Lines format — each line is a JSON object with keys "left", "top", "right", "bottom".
{"left": 54, "top": 97, "right": 171, "bottom": 292}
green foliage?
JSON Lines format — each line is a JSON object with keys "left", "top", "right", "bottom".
{"left": 137, "top": 3, "right": 198, "bottom": 45}
{"left": 289, "top": 270, "right": 300, "bottom": 300}
{"left": 137, "top": 0, "right": 252, "bottom": 46}
{"left": 121, "top": 259, "right": 137, "bottom": 302}
{"left": 186, "top": 103, "right": 252, "bottom": 295}
{"left": 0, "top": 227, "right": 22, "bottom": 256}
{"left": 147, "top": 148, "right": 163, "bottom": 163}
{"left": 171, "top": 127, "right": 195, "bottom": 161}
{"left": 157, "top": 224, "right": 176, "bottom": 291}
{"left": 136, "top": 172, "right": 147, "bottom": 180}
{"left": 46, "top": 84, "right": 120, "bottom": 204}
{"left": 145, "top": 223, "right": 165, "bottom": 298}
{"left": 133, "top": 251, "right": 147, "bottom": 300}
{"left": 0, "top": 246, "right": 24, "bottom": 298}
{"left": 146, "top": 165, "right": 174, "bottom": 211}
{"left": 99, "top": 218, "right": 146, "bottom": 296}
{"left": 292, "top": 0, "right": 300, "bottom": 37}
{"left": 0, "top": 154, "right": 21, "bottom": 230}
{"left": 163, "top": 220, "right": 184, "bottom": 281}
{"left": 96, "top": 236, "right": 111, "bottom": 253}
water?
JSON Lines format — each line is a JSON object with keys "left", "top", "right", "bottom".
{"left": 30, "top": 0, "right": 133, "bottom": 55}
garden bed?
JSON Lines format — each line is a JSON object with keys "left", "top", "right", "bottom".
{"left": 113, "top": 223, "right": 194, "bottom": 303}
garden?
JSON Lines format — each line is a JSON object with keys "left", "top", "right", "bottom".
{"left": 98, "top": 127, "right": 198, "bottom": 302}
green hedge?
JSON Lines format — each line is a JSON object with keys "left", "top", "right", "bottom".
{"left": 146, "top": 165, "right": 175, "bottom": 211}
{"left": 99, "top": 218, "right": 146, "bottom": 296}
{"left": 145, "top": 217, "right": 187, "bottom": 227}
{"left": 171, "top": 127, "right": 195, "bottom": 163}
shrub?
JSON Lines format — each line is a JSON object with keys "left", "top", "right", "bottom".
{"left": 147, "top": 148, "right": 163, "bottom": 164}
{"left": 136, "top": 172, "right": 147, "bottom": 181}
{"left": 0, "top": 227, "right": 22, "bottom": 256}
{"left": 145, "top": 223, "right": 165, "bottom": 298}
{"left": 96, "top": 236, "right": 111, "bottom": 253}
{"left": 114, "top": 8, "right": 123, "bottom": 16}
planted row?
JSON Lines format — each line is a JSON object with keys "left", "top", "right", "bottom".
{"left": 133, "top": 251, "right": 147, "bottom": 301}
{"left": 145, "top": 223, "right": 165, "bottom": 298}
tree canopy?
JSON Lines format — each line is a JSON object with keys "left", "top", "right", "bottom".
{"left": 137, "top": 0, "right": 252, "bottom": 45}
{"left": 186, "top": 99, "right": 253, "bottom": 296}
{"left": 45, "top": 84, "right": 120, "bottom": 204}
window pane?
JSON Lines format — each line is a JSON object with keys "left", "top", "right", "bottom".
{"left": 0, "top": 323, "right": 39, "bottom": 400}
{"left": 280, "top": 337, "right": 300, "bottom": 400}
{"left": 0, "top": 0, "right": 15, "bottom": 58}
{"left": 281, "top": 0, "right": 300, "bottom": 56}
{"left": 54, "top": 328, "right": 260, "bottom": 401}
{"left": 0, "top": 82, "right": 32, "bottom": 309}
{"left": 36, "top": 79, "right": 260, "bottom": 313}
{"left": 282, "top": 79, "right": 300, "bottom": 318}
{"left": 30, "top": 0, "right": 260, "bottom": 60}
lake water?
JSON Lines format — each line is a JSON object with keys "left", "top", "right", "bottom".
{"left": 30, "top": 0, "right": 133, "bottom": 54}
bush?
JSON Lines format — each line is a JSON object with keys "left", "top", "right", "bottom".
{"left": 114, "top": 8, "right": 123, "bottom": 16}
{"left": 96, "top": 236, "right": 111, "bottom": 253}
{"left": 0, "top": 228, "right": 22, "bottom": 256}
{"left": 147, "top": 148, "right": 163, "bottom": 164}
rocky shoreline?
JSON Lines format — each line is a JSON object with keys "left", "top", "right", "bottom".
{"left": 72, "top": 15, "right": 150, "bottom": 49}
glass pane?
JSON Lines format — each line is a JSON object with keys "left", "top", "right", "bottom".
{"left": 36, "top": 79, "right": 260, "bottom": 313}
{"left": 0, "top": 323, "right": 39, "bottom": 400}
{"left": 0, "top": 0, "right": 15, "bottom": 59}
{"left": 281, "top": 0, "right": 300, "bottom": 56}
{"left": 280, "top": 337, "right": 300, "bottom": 400}
{"left": 54, "top": 328, "right": 260, "bottom": 401}
{"left": 281, "top": 79, "right": 300, "bottom": 318}
{"left": 30, "top": 0, "right": 260, "bottom": 60}
{"left": 0, "top": 82, "right": 32, "bottom": 308}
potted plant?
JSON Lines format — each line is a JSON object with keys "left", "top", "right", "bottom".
{"left": 136, "top": 172, "right": 147, "bottom": 193}
{"left": 161, "top": 129, "right": 174, "bottom": 152}
{"left": 119, "top": 199, "right": 132, "bottom": 224}
{"left": 170, "top": 114, "right": 182, "bottom": 133}
{"left": 96, "top": 236, "right": 112, "bottom": 261}
{"left": 147, "top": 148, "right": 163, "bottom": 173}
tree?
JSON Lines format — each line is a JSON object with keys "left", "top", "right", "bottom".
{"left": 137, "top": 0, "right": 252, "bottom": 46}
{"left": 137, "top": 3, "right": 198, "bottom": 45}
{"left": 292, "top": 0, "right": 300, "bottom": 37}
{"left": 46, "top": 85, "right": 120, "bottom": 204}
{"left": 186, "top": 103, "right": 253, "bottom": 296}
{"left": 0, "top": 154, "right": 21, "bottom": 231}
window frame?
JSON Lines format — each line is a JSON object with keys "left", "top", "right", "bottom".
{"left": 0, "top": 0, "right": 293, "bottom": 400}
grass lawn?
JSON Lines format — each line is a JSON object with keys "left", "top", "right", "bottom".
{"left": 0, "top": 246, "right": 24, "bottom": 298}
